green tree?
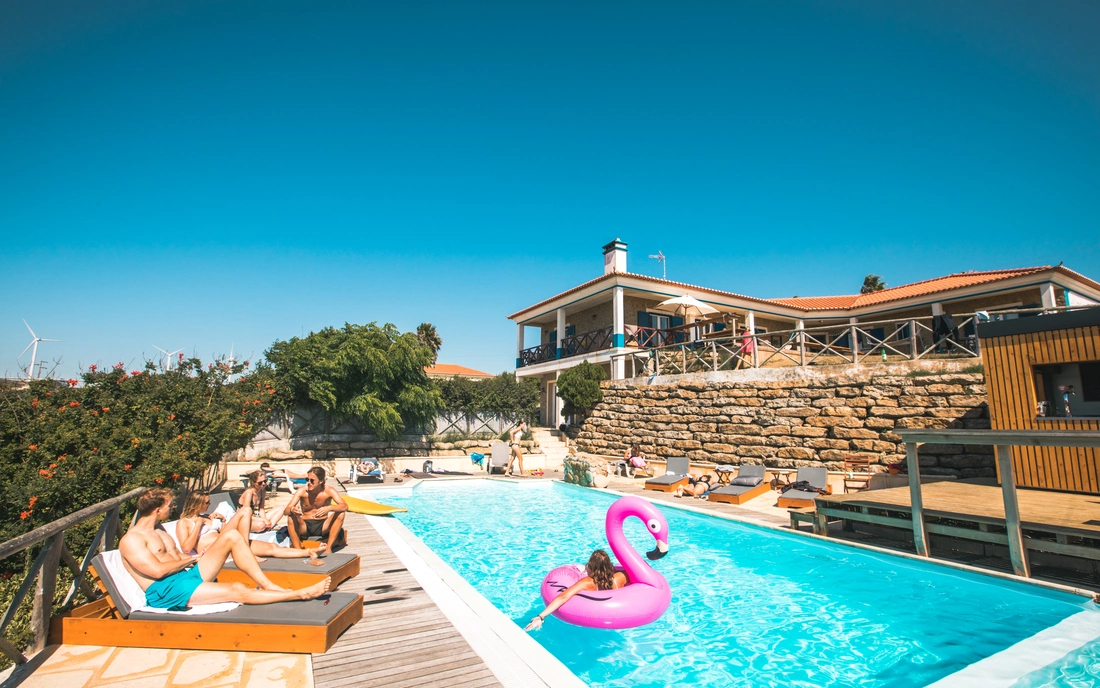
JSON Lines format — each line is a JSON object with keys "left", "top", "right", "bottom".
{"left": 861, "top": 274, "right": 887, "bottom": 294}
{"left": 416, "top": 323, "right": 442, "bottom": 364}
{"left": 436, "top": 372, "right": 538, "bottom": 422}
{"left": 264, "top": 322, "right": 441, "bottom": 439}
{"left": 556, "top": 361, "right": 608, "bottom": 419}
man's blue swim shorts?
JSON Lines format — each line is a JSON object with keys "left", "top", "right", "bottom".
{"left": 145, "top": 565, "right": 203, "bottom": 610}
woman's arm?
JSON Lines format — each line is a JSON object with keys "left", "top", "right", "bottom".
{"left": 525, "top": 577, "right": 596, "bottom": 631}
{"left": 176, "top": 518, "right": 202, "bottom": 554}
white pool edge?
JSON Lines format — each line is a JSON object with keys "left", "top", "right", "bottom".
{"left": 365, "top": 514, "right": 587, "bottom": 688}
{"left": 928, "top": 609, "right": 1100, "bottom": 686}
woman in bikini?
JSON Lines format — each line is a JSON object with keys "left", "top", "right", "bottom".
{"left": 674, "top": 473, "right": 716, "bottom": 499}
{"left": 239, "top": 470, "right": 277, "bottom": 532}
{"left": 506, "top": 420, "right": 528, "bottom": 476}
{"left": 524, "top": 549, "right": 627, "bottom": 631}
{"left": 176, "top": 490, "right": 323, "bottom": 561}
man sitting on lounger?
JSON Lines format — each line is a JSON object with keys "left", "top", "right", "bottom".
{"left": 119, "top": 488, "right": 330, "bottom": 608}
{"left": 286, "top": 467, "right": 348, "bottom": 551}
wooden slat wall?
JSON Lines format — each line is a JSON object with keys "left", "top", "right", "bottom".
{"left": 983, "top": 325, "right": 1100, "bottom": 494}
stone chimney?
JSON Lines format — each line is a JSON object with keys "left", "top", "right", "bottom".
{"left": 602, "top": 238, "right": 627, "bottom": 275}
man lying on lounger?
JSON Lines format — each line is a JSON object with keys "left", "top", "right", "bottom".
{"left": 120, "top": 488, "right": 330, "bottom": 609}
{"left": 286, "top": 467, "right": 348, "bottom": 551}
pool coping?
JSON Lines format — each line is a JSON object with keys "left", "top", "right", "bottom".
{"left": 363, "top": 512, "right": 586, "bottom": 688}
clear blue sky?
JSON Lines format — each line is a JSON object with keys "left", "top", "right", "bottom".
{"left": 2, "top": 0, "right": 1098, "bottom": 378}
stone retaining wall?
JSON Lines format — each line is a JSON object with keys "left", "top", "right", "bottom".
{"left": 575, "top": 367, "right": 993, "bottom": 478}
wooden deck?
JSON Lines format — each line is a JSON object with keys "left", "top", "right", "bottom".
{"left": 817, "top": 479, "right": 1100, "bottom": 538}
{"left": 312, "top": 513, "right": 503, "bottom": 688}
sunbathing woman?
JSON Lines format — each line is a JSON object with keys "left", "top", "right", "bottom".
{"left": 175, "top": 490, "right": 324, "bottom": 563}
{"left": 525, "top": 550, "right": 626, "bottom": 631}
{"left": 674, "top": 474, "right": 716, "bottom": 499}
{"left": 239, "top": 470, "right": 280, "bottom": 533}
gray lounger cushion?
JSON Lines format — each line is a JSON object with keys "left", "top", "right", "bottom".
{"left": 645, "top": 457, "right": 690, "bottom": 486}
{"left": 709, "top": 483, "right": 758, "bottom": 497}
{"left": 129, "top": 592, "right": 360, "bottom": 625}
{"left": 737, "top": 465, "right": 767, "bottom": 480}
{"left": 779, "top": 489, "right": 820, "bottom": 502}
{"left": 223, "top": 552, "right": 357, "bottom": 575}
{"left": 795, "top": 467, "right": 828, "bottom": 488}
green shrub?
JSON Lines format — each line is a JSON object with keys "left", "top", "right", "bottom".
{"left": 435, "top": 372, "right": 539, "bottom": 422}
{"left": 557, "top": 361, "right": 608, "bottom": 418}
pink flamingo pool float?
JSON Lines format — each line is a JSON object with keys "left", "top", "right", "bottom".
{"left": 538, "top": 496, "right": 671, "bottom": 629}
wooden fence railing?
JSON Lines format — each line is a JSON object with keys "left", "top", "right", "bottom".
{"left": 0, "top": 487, "right": 144, "bottom": 665}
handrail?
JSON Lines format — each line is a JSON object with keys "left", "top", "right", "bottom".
{"left": 0, "top": 487, "right": 144, "bottom": 561}
{"left": 0, "top": 486, "right": 145, "bottom": 665}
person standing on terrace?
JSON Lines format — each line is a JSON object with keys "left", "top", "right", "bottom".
{"left": 507, "top": 420, "right": 528, "bottom": 476}
{"left": 286, "top": 467, "right": 348, "bottom": 551}
{"left": 120, "top": 488, "right": 329, "bottom": 608}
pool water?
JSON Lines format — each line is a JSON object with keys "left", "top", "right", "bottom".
{"left": 368, "top": 480, "right": 1095, "bottom": 687}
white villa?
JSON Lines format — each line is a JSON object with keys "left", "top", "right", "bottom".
{"left": 509, "top": 240, "right": 1100, "bottom": 427}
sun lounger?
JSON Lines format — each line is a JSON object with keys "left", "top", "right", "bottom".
{"left": 707, "top": 465, "right": 770, "bottom": 505}
{"left": 776, "top": 467, "right": 831, "bottom": 509}
{"left": 487, "top": 441, "right": 509, "bottom": 474}
{"left": 160, "top": 518, "right": 360, "bottom": 589}
{"left": 50, "top": 552, "right": 362, "bottom": 654}
{"left": 349, "top": 457, "right": 385, "bottom": 484}
{"left": 643, "top": 457, "right": 691, "bottom": 493}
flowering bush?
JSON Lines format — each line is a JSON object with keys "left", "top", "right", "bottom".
{"left": 0, "top": 358, "right": 274, "bottom": 544}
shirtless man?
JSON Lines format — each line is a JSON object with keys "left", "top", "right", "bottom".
{"left": 286, "top": 468, "right": 348, "bottom": 551}
{"left": 119, "top": 488, "right": 329, "bottom": 609}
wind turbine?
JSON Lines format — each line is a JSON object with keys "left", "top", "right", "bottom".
{"left": 649, "top": 251, "right": 667, "bottom": 280}
{"left": 152, "top": 345, "right": 183, "bottom": 371}
{"left": 19, "top": 320, "right": 60, "bottom": 380}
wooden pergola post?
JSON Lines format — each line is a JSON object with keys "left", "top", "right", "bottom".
{"left": 996, "top": 444, "right": 1030, "bottom": 577}
{"left": 905, "top": 441, "right": 929, "bottom": 557}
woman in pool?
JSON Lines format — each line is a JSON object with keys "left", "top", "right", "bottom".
{"left": 525, "top": 549, "right": 626, "bottom": 631}
{"left": 176, "top": 490, "right": 323, "bottom": 561}
{"left": 674, "top": 473, "right": 716, "bottom": 499}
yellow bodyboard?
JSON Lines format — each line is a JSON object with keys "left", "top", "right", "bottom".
{"left": 343, "top": 494, "right": 408, "bottom": 515}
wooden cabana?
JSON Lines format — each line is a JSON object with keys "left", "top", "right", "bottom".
{"left": 978, "top": 308, "right": 1100, "bottom": 494}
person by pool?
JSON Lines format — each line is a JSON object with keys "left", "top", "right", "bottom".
{"left": 119, "top": 487, "right": 330, "bottom": 609}
{"left": 525, "top": 549, "right": 626, "bottom": 631}
{"left": 674, "top": 473, "right": 716, "bottom": 499}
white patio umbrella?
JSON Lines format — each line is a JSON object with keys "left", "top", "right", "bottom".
{"left": 654, "top": 295, "right": 720, "bottom": 320}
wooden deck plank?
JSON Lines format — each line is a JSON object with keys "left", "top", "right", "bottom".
{"left": 312, "top": 513, "right": 504, "bottom": 688}
{"left": 817, "top": 479, "right": 1100, "bottom": 537}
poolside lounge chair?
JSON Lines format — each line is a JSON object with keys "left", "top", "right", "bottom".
{"left": 50, "top": 552, "right": 362, "bottom": 654}
{"left": 643, "top": 457, "right": 691, "bottom": 493}
{"left": 349, "top": 457, "right": 385, "bottom": 484}
{"left": 776, "top": 467, "right": 831, "bottom": 509}
{"left": 707, "top": 465, "right": 770, "bottom": 505}
{"left": 487, "top": 441, "right": 510, "bottom": 475}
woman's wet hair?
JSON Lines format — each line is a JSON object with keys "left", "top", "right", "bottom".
{"left": 181, "top": 490, "right": 209, "bottom": 519}
{"left": 586, "top": 549, "right": 616, "bottom": 591}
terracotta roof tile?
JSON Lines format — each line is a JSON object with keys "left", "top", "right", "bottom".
{"left": 425, "top": 364, "right": 494, "bottom": 378}
{"left": 508, "top": 265, "right": 1100, "bottom": 319}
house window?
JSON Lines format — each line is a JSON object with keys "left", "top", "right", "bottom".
{"left": 650, "top": 314, "right": 670, "bottom": 330}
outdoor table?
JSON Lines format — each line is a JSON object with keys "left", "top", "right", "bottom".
{"left": 714, "top": 466, "right": 736, "bottom": 485}
{"left": 769, "top": 468, "right": 798, "bottom": 491}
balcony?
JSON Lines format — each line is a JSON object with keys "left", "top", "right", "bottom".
{"left": 518, "top": 326, "right": 615, "bottom": 367}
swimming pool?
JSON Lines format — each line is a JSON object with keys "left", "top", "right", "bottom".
{"left": 364, "top": 480, "right": 1098, "bottom": 687}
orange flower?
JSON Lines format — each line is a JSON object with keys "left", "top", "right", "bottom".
{"left": 124, "top": 464, "right": 132, "bottom": 470}
{"left": 102, "top": 407, "right": 110, "bottom": 412}
{"left": 49, "top": 463, "right": 56, "bottom": 469}
{"left": 28, "top": 444, "right": 37, "bottom": 451}
{"left": 171, "top": 473, "right": 180, "bottom": 480}
{"left": 38, "top": 469, "right": 51, "bottom": 478}
{"left": 69, "top": 401, "right": 80, "bottom": 407}
{"left": 67, "top": 378, "right": 79, "bottom": 387}
{"left": 20, "top": 511, "right": 30, "bottom": 520}
{"left": 168, "top": 414, "right": 175, "bottom": 420}
{"left": 31, "top": 399, "right": 39, "bottom": 407}
{"left": 152, "top": 406, "right": 159, "bottom": 411}
{"left": 28, "top": 496, "right": 38, "bottom": 508}
{"left": 131, "top": 438, "right": 140, "bottom": 446}
{"left": 155, "top": 478, "right": 163, "bottom": 484}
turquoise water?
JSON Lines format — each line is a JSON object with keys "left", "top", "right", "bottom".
{"left": 1013, "top": 638, "right": 1100, "bottom": 687}
{"left": 369, "top": 481, "right": 1093, "bottom": 687}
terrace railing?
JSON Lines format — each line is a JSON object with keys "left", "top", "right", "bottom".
{"left": 519, "top": 342, "right": 557, "bottom": 367}
{"left": 560, "top": 326, "right": 613, "bottom": 358}
{"left": 614, "top": 311, "right": 1001, "bottom": 376}
{"left": 0, "top": 487, "right": 143, "bottom": 665}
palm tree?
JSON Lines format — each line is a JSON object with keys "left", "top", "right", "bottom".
{"left": 416, "top": 323, "right": 442, "bottom": 364}
{"left": 861, "top": 274, "right": 886, "bottom": 294}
